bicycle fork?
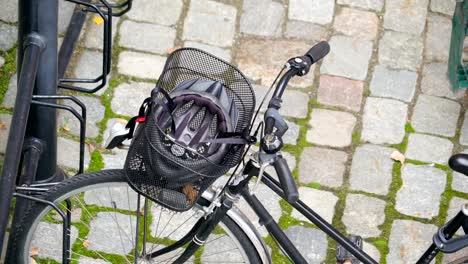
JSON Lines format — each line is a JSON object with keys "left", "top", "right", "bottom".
{"left": 172, "top": 194, "right": 235, "bottom": 264}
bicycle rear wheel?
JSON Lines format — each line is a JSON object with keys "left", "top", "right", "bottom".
{"left": 7, "top": 169, "right": 262, "bottom": 264}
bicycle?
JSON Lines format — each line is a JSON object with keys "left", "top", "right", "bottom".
{"left": 3, "top": 40, "right": 468, "bottom": 264}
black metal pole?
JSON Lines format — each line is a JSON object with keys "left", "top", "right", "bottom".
{"left": 20, "top": 0, "right": 60, "bottom": 183}
{"left": 0, "top": 33, "right": 45, "bottom": 257}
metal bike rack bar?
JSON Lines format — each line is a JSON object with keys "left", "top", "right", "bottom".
{"left": 31, "top": 96, "right": 87, "bottom": 175}
{"left": 58, "top": 0, "right": 113, "bottom": 94}
{"left": 0, "top": 32, "right": 46, "bottom": 256}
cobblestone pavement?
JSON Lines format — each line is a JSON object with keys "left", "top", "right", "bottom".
{"left": 1, "top": 0, "right": 468, "bottom": 263}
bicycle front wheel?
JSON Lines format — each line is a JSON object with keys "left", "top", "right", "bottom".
{"left": 7, "top": 169, "right": 262, "bottom": 264}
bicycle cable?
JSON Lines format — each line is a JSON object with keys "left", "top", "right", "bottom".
{"left": 218, "top": 65, "right": 287, "bottom": 197}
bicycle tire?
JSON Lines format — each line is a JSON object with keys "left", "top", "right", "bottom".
{"left": 7, "top": 169, "right": 262, "bottom": 264}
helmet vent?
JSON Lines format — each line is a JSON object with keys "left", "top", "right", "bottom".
{"left": 189, "top": 107, "right": 206, "bottom": 131}
{"left": 174, "top": 100, "right": 194, "bottom": 117}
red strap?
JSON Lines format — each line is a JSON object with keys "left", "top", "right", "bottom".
{"left": 136, "top": 117, "right": 147, "bottom": 123}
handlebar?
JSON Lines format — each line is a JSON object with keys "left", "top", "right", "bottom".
{"left": 260, "top": 41, "right": 330, "bottom": 203}
{"left": 274, "top": 156, "right": 299, "bottom": 203}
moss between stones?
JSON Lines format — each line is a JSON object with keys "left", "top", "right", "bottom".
{"left": 0, "top": 46, "right": 17, "bottom": 106}
{"left": 389, "top": 134, "right": 408, "bottom": 153}
{"left": 86, "top": 151, "right": 104, "bottom": 173}
{"left": 405, "top": 123, "right": 415, "bottom": 134}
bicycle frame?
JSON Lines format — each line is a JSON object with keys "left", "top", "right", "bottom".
{"left": 197, "top": 156, "right": 467, "bottom": 264}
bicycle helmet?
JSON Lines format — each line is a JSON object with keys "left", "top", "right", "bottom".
{"left": 134, "top": 79, "right": 241, "bottom": 194}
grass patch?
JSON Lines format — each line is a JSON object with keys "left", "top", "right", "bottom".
{"left": 86, "top": 151, "right": 104, "bottom": 173}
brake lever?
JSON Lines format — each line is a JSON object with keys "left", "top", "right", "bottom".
{"left": 262, "top": 108, "right": 288, "bottom": 154}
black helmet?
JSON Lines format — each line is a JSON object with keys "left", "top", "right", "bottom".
{"left": 152, "top": 79, "right": 239, "bottom": 164}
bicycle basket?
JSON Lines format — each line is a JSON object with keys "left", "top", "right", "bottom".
{"left": 124, "top": 48, "right": 256, "bottom": 211}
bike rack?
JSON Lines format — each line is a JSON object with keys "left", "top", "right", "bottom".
{"left": 31, "top": 95, "right": 87, "bottom": 175}
{"left": 58, "top": 0, "right": 112, "bottom": 94}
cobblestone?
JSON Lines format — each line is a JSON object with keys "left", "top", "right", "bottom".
{"left": 183, "top": 0, "right": 236, "bottom": 47}
{"left": 184, "top": 41, "right": 231, "bottom": 61}
{"left": 306, "top": 109, "right": 356, "bottom": 147}
{"left": 430, "top": 0, "right": 456, "bottom": 16}
{"left": 201, "top": 234, "right": 246, "bottom": 263}
{"left": 333, "top": 8, "right": 379, "bottom": 41}
{"left": 127, "top": 0, "right": 183, "bottom": 26}
{"left": 383, "top": 0, "right": 429, "bottom": 35}
{"left": 0, "top": 56, "right": 4, "bottom": 68}
{"left": 292, "top": 187, "right": 338, "bottom": 223}
{"left": 370, "top": 65, "right": 417, "bottom": 102}
{"left": 288, "top": 0, "right": 334, "bottom": 25}
{"left": 395, "top": 164, "right": 446, "bottom": 219}
{"left": 299, "top": 147, "right": 348, "bottom": 188}
{"left": 361, "top": 97, "right": 407, "bottom": 144}
{"left": 84, "top": 17, "right": 119, "bottom": 50}
{"left": 405, "top": 133, "right": 453, "bottom": 165}
{"left": 284, "top": 226, "right": 328, "bottom": 263}
{"left": 0, "top": 114, "right": 11, "bottom": 154}
{"left": 363, "top": 242, "right": 381, "bottom": 261}
{"left": 0, "top": 0, "right": 17, "bottom": 22}
{"left": 2, "top": 73, "right": 16, "bottom": 109}
{"left": 343, "top": 194, "right": 386, "bottom": 238}
{"left": 411, "top": 95, "right": 460, "bottom": 137}
{"left": 321, "top": 35, "right": 373, "bottom": 81}
{"left": 237, "top": 39, "right": 316, "bottom": 88}
{"left": 78, "top": 257, "right": 110, "bottom": 264}
{"left": 111, "top": 81, "right": 154, "bottom": 116}
{"left": 73, "top": 50, "right": 110, "bottom": 94}
{"left": 452, "top": 171, "right": 468, "bottom": 193}
{"left": 317, "top": 75, "right": 363, "bottom": 112}
{"left": 0, "top": 22, "right": 17, "bottom": 51}
{"left": 337, "top": 0, "right": 383, "bottom": 11}
{"left": 150, "top": 208, "right": 200, "bottom": 240}
{"left": 87, "top": 212, "right": 137, "bottom": 255}
{"left": 421, "top": 63, "right": 458, "bottom": 99}
{"left": 240, "top": 0, "right": 284, "bottom": 37}
{"left": 285, "top": 20, "right": 327, "bottom": 41}
{"left": 57, "top": 137, "right": 90, "bottom": 170}
{"left": 378, "top": 31, "right": 424, "bottom": 71}
{"left": 119, "top": 20, "right": 176, "bottom": 55}
{"left": 350, "top": 144, "right": 395, "bottom": 195}
{"left": 84, "top": 185, "right": 139, "bottom": 211}
{"left": 58, "top": 95, "right": 105, "bottom": 139}
{"left": 58, "top": 1, "right": 75, "bottom": 35}
{"left": 30, "top": 222, "right": 78, "bottom": 262}
{"left": 118, "top": 51, "right": 166, "bottom": 79}
{"left": 236, "top": 183, "right": 282, "bottom": 237}
{"left": 425, "top": 14, "right": 451, "bottom": 62}
{"left": 253, "top": 84, "right": 309, "bottom": 118}
{"left": 387, "top": 220, "right": 437, "bottom": 264}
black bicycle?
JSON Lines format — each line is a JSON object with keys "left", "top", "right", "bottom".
{"left": 4, "top": 40, "right": 468, "bottom": 264}
{"left": 1, "top": 1, "right": 468, "bottom": 264}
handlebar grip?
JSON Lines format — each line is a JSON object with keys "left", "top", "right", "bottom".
{"left": 305, "top": 41, "right": 330, "bottom": 64}
{"left": 274, "top": 156, "right": 299, "bottom": 204}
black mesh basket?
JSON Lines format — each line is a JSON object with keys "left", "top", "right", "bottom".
{"left": 124, "top": 48, "right": 256, "bottom": 211}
